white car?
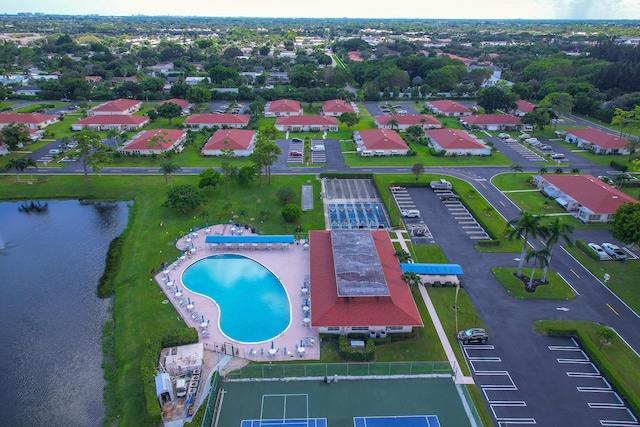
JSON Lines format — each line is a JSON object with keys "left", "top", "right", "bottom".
{"left": 551, "top": 153, "right": 565, "bottom": 160}
{"left": 588, "top": 243, "right": 609, "bottom": 260}
{"left": 601, "top": 243, "right": 627, "bottom": 260}
{"left": 401, "top": 209, "right": 420, "bottom": 218}
{"left": 311, "top": 145, "right": 325, "bottom": 152}
{"left": 498, "top": 133, "right": 510, "bottom": 139}
{"left": 525, "top": 138, "right": 538, "bottom": 144}
{"left": 504, "top": 138, "right": 517, "bottom": 143}
{"left": 539, "top": 145, "right": 553, "bottom": 151}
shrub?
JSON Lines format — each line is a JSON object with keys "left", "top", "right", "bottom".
{"left": 276, "top": 186, "right": 296, "bottom": 204}
{"left": 338, "top": 335, "right": 375, "bottom": 361}
{"left": 281, "top": 204, "right": 302, "bottom": 222}
{"left": 610, "top": 160, "right": 628, "bottom": 172}
{"left": 576, "top": 239, "right": 600, "bottom": 261}
{"left": 477, "top": 239, "right": 501, "bottom": 247}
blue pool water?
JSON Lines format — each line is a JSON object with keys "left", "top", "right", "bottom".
{"left": 182, "top": 254, "right": 291, "bottom": 343}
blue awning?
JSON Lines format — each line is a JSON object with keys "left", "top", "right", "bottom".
{"left": 400, "top": 263, "right": 464, "bottom": 275}
{"left": 205, "top": 235, "right": 294, "bottom": 244}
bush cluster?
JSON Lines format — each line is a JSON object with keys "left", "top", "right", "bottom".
{"left": 338, "top": 335, "right": 375, "bottom": 361}
{"left": 576, "top": 239, "right": 601, "bottom": 261}
{"left": 610, "top": 160, "right": 629, "bottom": 172}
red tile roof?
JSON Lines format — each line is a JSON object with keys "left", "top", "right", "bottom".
{"left": 426, "top": 100, "right": 471, "bottom": 114}
{"left": 0, "top": 113, "right": 57, "bottom": 125}
{"left": 376, "top": 114, "right": 441, "bottom": 127}
{"left": 516, "top": 100, "right": 536, "bottom": 113}
{"left": 309, "top": 230, "right": 423, "bottom": 328}
{"left": 541, "top": 174, "right": 636, "bottom": 214}
{"left": 202, "top": 129, "right": 255, "bottom": 151}
{"left": 121, "top": 129, "right": 185, "bottom": 151}
{"left": 183, "top": 114, "right": 250, "bottom": 126}
{"left": 161, "top": 98, "right": 190, "bottom": 109}
{"left": 268, "top": 99, "right": 301, "bottom": 113}
{"left": 322, "top": 99, "right": 354, "bottom": 114}
{"left": 91, "top": 98, "right": 142, "bottom": 113}
{"left": 75, "top": 115, "right": 149, "bottom": 126}
{"left": 462, "top": 114, "right": 521, "bottom": 126}
{"left": 565, "top": 128, "right": 628, "bottom": 149}
{"left": 275, "top": 115, "right": 338, "bottom": 126}
{"left": 426, "top": 128, "right": 486, "bottom": 149}
{"left": 357, "top": 129, "right": 409, "bottom": 150}
{"left": 348, "top": 51, "right": 364, "bottom": 62}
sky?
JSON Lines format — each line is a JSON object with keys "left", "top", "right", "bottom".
{"left": 3, "top": 0, "right": 640, "bottom": 20}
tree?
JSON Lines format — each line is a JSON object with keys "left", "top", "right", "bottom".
{"left": 249, "top": 126, "right": 281, "bottom": 185}
{"left": 468, "top": 68, "right": 493, "bottom": 90}
{"left": 281, "top": 204, "right": 302, "bottom": 222}
{"left": 198, "top": 168, "right": 223, "bottom": 190}
{"left": 220, "top": 141, "right": 238, "bottom": 198}
{"left": 510, "top": 163, "right": 523, "bottom": 175}
{"left": 71, "top": 130, "right": 111, "bottom": 180}
{"left": 540, "top": 218, "right": 574, "bottom": 282}
{"left": 525, "top": 248, "right": 550, "bottom": 291}
{"left": 160, "top": 159, "right": 180, "bottom": 187}
{"left": 22, "top": 157, "right": 37, "bottom": 182}
{"left": 388, "top": 118, "right": 399, "bottom": 131}
{"left": 185, "top": 86, "right": 211, "bottom": 104}
{"left": 338, "top": 112, "right": 359, "bottom": 128}
{"left": 540, "top": 92, "right": 574, "bottom": 126}
{"left": 276, "top": 186, "right": 296, "bottom": 204}
{"left": 411, "top": 163, "right": 425, "bottom": 181}
{"left": 477, "top": 86, "right": 517, "bottom": 113}
{"left": 596, "top": 327, "right": 616, "bottom": 349}
{"left": 521, "top": 108, "right": 551, "bottom": 134}
{"left": 5, "top": 158, "right": 26, "bottom": 181}
{"left": 394, "top": 250, "right": 412, "bottom": 263}
{"left": 507, "top": 211, "right": 548, "bottom": 276}
{"left": 0, "top": 122, "right": 30, "bottom": 151}
{"left": 611, "top": 202, "right": 640, "bottom": 246}
{"left": 162, "top": 185, "right": 206, "bottom": 212}
{"left": 401, "top": 272, "right": 422, "bottom": 292}
{"left": 237, "top": 165, "right": 258, "bottom": 186}
{"left": 157, "top": 102, "right": 182, "bottom": 125}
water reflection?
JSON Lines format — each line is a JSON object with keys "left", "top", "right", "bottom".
{"left": 0, "top": 200, "right": 129, "bottom": 426}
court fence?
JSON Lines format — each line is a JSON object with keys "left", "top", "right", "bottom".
{"left": 201, "top": 371, "right": 221, "bottom": 427}
{"left": 223, "top": 361, "right": 454, "bottom": 380}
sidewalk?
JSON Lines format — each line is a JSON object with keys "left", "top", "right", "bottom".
{"left": 391, "top": 230, "right": 474, "bottom": 385}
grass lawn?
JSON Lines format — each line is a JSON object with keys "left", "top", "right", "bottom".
{"left": 502, "top": 190, "right": 568, "bottom": 215}
{"left": 491, "top": 172, "right": 536, "bottom": 191}
{"left": 412, "top": 244, "right": 449, "bottom": 264}
{"left": 492, "top": 267, "right": 578, "bottom": 299}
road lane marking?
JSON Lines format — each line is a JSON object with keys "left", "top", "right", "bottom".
{"left": 499, "top": 200, "right": 505, "bottom": 206}
{"left": 570, "top": 269, "right": 580, "bottom": 278}
{"left": 606, "top": 304, "right": 619, "bottom": 316}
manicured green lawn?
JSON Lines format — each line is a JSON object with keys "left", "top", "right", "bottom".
{"left": 491, "top": 172, "right": 536, "bottom": 191}
{"left": 502, "top": 190, "right": 568, "bottom": 215}
{"left": 413, "top": 244, "right": 449, "bottom": 264}
{"left": 492, "top": 267, "right": 577, "bottom": 299}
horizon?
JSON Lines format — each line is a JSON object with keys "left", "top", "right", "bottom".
{"left": 3, "top": 0, "right": 640, "bottom": 21}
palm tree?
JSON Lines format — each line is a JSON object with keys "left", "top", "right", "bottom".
{"left": 23, "top": 157, "right": 37, "bottom": 182}
{"left": 160, "top": 159, "right": 181, "bottom": 187}
{"left": 541, "top": 218, "right": 574, "bottom": 282}
{"left": 525, "top": 248, "right": 550, "bottom": 290}
{"left": 539, "top": 167, "right": 548, "bottom": 174}
{"left": 571, "top": 168, "right": 581, "bottom": 174}
{"left": 614, "top": 174, "right": 629, "bottom": 188}
{"left": 401, "top": 272, "right": 422, "bottom": 293}
{"left": 107, "top": 128, "right": 120, "bottom": 147}
{"left": 388, "top": 118, "right": 399, "bottom": 131}
{"left": 507, "top": 211, "right": 548, "bottom": 276}
{"left": 394, "top": 250, "right": 412, "bottom": 263}
{"left": 555, "top": 167, "right": 563, "bottom": 174}
{"left": 6, "top": 158, "right": 26, "bottom": 181}
{"left": 510, "top": 163, "right": 523, "bottom": 175}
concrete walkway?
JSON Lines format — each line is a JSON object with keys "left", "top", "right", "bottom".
{"left": 391, "top": 230, "right": 474, "bottom": 385}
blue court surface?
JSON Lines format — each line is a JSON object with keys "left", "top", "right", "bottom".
{"left": 241, "top": 419, "right": 327, "bottom": 427}
{"left": 353, "top": 415, "right": 440, "bottom": 427}
{"left": 327, "top": 203, "right": 388, "bottom": 230}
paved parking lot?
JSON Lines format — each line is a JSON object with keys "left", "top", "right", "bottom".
{"left": 390, "top": 186, "right": 434, "bottom": 243}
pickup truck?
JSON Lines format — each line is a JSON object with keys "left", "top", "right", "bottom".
{"left": 430, "top": 179, "right": 452, "bottom": 190}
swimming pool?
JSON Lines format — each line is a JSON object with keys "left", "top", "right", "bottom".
{"left": 181, "top": 254, "right": 291, "bottom": 343}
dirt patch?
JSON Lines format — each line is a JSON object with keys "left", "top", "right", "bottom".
{"left": 513, "top": 272, "right": 549, "bottom": 293}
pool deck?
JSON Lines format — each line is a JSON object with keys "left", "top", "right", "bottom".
{"left": 154, "top": 224, "right": 319, "bottom": 362}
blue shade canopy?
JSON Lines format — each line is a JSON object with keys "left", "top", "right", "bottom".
{"left": 400, "top": 263, "right": 464, "bottom": 276}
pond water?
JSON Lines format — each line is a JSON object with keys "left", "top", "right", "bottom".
{"left": 0, "top": 200, "right": 129, "bottom": 427}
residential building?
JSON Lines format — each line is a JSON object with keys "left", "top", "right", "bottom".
{"left": 201, "top": 129, "right": 256, "bottom": 156}
{"left": 424, "top": 100, "right": 472, "bottom": 117}
{"left": 459, "top": 114, "right": 521, "bottom": 131}
{"left": 564, "top": 128, "right": 630, "bottom": 155}
{"left": 160, "top": 98, "right": 192, "bottom": 115}
{"left": 185, "top": 77, "right": 209, "bottom": 85}
{"left": 118, "top": 129, "right": 186, "bottom": 156}
{"left": 533, "top": 174, "right": 637, "bottom": 223}
{"left": 72, "top": 115, "right": 149, "bottom": 131}
{"left": 375, "top": 114, "right": 442, "bottom": 131}
{"left": 275, "top": 115, "right": 338, "bottom": 132}
{"left": 182, "top": 114, "right": 250, "bottom": 129}
{"left": 353, "top": 129, "right": 409, "bottom": 156}
{"left": 88, "top": 99, "right": 142, "bottom": 116}
{"left": 309, "top": 230, "right": 423, "bottom": 334}
{"left": 0, "top": 113, "right": 58, "bottom": 130}
{"left": 264, "top": 99, "right": 302, "bottom": 117}
{"left": 514, "top": 100, "right": 536, "bottom": 116}
{"left": 13, "top": 86, "right": 41, "bottom": 96}
{"left": 321, "top": 99, "right": 356, "bottom": 117}
{"left": 425, "top": 128, "right": 491, "bottom": 155}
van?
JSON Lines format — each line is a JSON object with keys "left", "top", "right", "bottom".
{"left": 311, "top": 145, "right": 325, "bottom": 152}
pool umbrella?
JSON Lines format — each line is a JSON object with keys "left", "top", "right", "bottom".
{"left": 271, "top": 341, "right": 274, "bottom": 350}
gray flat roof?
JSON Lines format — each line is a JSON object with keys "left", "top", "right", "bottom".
{"left": 331, "top": 230, "right": 389, "bottom": 297}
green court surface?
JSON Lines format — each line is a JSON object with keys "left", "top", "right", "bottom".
{"left": 217, "top": 377, "right": 473, "bottom": 427}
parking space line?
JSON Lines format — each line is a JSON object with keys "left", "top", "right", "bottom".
{"left": 568, "top": 372, "right": 602, "bottom": 378}
{"left": 557, "top": 358, "right": 591, "bottom": 364}
{"left": 577, "top": 386, "right": 613, "bottom": 392}
{"left": 496, "top": 418, "right": 537, "bottom": 425}
{"left": 548, "top": 346, "right": 582, "bottom": 351}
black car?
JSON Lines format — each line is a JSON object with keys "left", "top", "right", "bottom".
{"left": 457, "top": 328, "right": 488, "bottom": 344}
{"left": 439, "top": 194, "right": 461, "bottom": 201}
{"left": 291, "top": 138, "right": 303, "bottom": 143}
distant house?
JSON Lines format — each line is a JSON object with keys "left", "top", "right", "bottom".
{"left": 182, "top": 114, "right": 250, "bottom": 129}
{"left": 85, "top": 76, "right": 102, "bottom": 84}
{"left": 264, "top": 99, "right": 302, "bottom": 117}
{"left": 147, "top": 62, "right": 174, "bottom": 74}
{"left": 309, "top": 230, "right": 423, "bottom": 334}
{"left": 515, "top": 100, "right": 536, "bottom": 116}
{"left": 0, "top": 113, "right": 58, "bottom": 130}
{"left": 275, "top": 115, "right": 338, "bottom": 132}
{"left": 118, "top": 129, "right": 186, "bottom": 156}
{"left": 564, "top": 128, "right": 630, "bottom": 155}
{"left": 321, "top": 100, "right": 356, "bottom": 117}
{"left": 88, "top": 99, "right": 142, "bottom": 116}
{"left": 160, "top": 98, "right": 192, "bottom": 115}
{"left": 185, "top": 76, "right": 209, "bottom": 85}
{"left": 533, "top": 174, "right": 637, "bottom": 223}
{"left": 348, "top": 51, "right": 364, "bottom": 62}
{"left": 72, "top": 115, "right": 149, "bottom": 131}
{"left": 375, "top": 114, "right": 442, "bottom": 131}
{"left": 202, "top": 129, "right": 256, "bottom": 156}
{"left": 459, "top": 114, "right": 521, "bottom": 131}
{"left": 353, "top": 129, "right": 409, "bottom": 156}
{"left": 13, "top": 85, "right": 41, "bottom": 96}
{"left": 424, "top": 100, "right": 472, "bottom": 117}
{"left": 425, "top": 129, "right": 491, "bottom": 156}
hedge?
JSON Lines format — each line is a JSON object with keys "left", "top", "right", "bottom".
{"left": 141, "top": 328, "right": 199, "bottom": 424}
{"left": 576, "top": 239, "right": 601, "bottom": 261}
{"left": 338, "top": 335, "right": 375, "bottom": 362}
{"left": 319, "top": 172, "right": 374, "bottom": 179}
{"left": 610, "top": 160, "right": 629, "bottom": 172}
{"left": 476, "top": 239, "right": 501, "bottom": 247}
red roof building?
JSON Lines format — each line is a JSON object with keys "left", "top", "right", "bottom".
{"left": 459, "top": 114, "right": 521, "bottom": 131}
{"left": 71, "top": 115, "right": 149, "bottom": 131}
{"left": 425, "top": 129, "right": 490, "bottom": 155}
{"left": 353, "top": 129, "right": 409, "bottom": 156}
{"left": 0, "top": 113, "right": 59, "bottom": 130}
{"left": 264, "top": 99, "right": 302, "bottom": 117}
{"left": 160, "top": 98, "right": 192, "bottom": 114}
{"left": 564, "top": 128, "right": 630, "bottom": 155}
{"left": 515, "top": 100, "right": 536, "bottom": 116}
{"left": 321, "top": 99, "right": 355, "bottom": 116}
{"left": 88, "top": 98, "right": 142, "bottom": 116}
{"left": 533, "top": 174, "right": 637, "bottom": 223}
{"left": 275, "top": 115, "right": 338, "bottom": 132}
{"left": 118, "top": 129, "right": 186, "bottom": 155}
{"left": 202, "top": 129, "right": 256, "bottom": 156}
{"left": 309, "top": 230, "right": 423, "bottom": 333}
{"left": 182, "top": 114, "right": 250, "bottom": 129}
{"left": 348, "top": 51, "right": 364, "bottom": 62}
{"left": 375, "top": 114, "right": 442, "bottom": 130}
{"left": 425, "top": 100, "right": 472, "bottom": 117}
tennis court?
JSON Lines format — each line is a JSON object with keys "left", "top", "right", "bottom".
{"left": 327, "top": 203, "right": 388, "bottom": 230}
{"left": 217, "top": 377, "right": 473, "bottom": 427}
